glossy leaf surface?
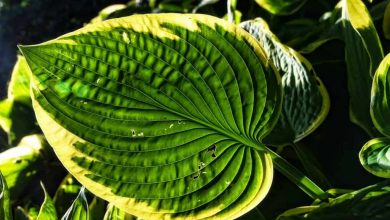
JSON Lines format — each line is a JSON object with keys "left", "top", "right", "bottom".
{"left": 240, "top": 18, "right": 330, "bottom": 146}
{"left": 341, "top": 0, "right": 384, "bottom": 137}
{"left": 360, "top": 137, "right": 390, "bottom": 178}
{"left": 37, "top": 182, "right": 58, "bottom": 220}
{"left": 20, "top": 14, "right": 282, "bottom": 219}
{"left": 62, "top": 187, "right": 89, "bottom": 220}
{"left": 371, "top": 53, "right": 390, "bottom": 136}
{"left": 0, "top": 171, "right": 12, "bottom": 220}
{"left": 255, "top": 0, "right": 308, "bottom": 15}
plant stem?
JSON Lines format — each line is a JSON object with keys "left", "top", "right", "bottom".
{"left": 267, "top": 149, "right": 330, "bottom": 201}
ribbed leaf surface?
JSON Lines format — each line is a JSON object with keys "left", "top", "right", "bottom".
{"left": 240, "top": 18, "right": 329, "bottom": 146}
{"left": 20, "top": 14, "right": 282, "bottom": 219}
{"left": 360, "top": 137, "right": 390, "bottom": 178}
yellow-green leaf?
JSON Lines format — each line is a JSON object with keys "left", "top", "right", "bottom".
{"left": 20, "top": 14, "right": 281, "bottom": 219}
{"left": 37, "top": 182, "right": 58, "bottom": 220}
{"left": 359, "top": 137, "right": 390, "bottom": 178}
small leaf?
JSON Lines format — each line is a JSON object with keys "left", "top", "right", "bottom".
{"left": 359, "top": 137, "right": 390, "bottom": 178}
{"left": 370, "top": 53, "right": 390, "bottom": 136}
{"left": 37, "top": 182, "right": 58, "bottom": 220}
{"left": 341, "top": 0, "right": 384, "bottom": 137}
{"left": 90, "top": 4, "right": 127, "bottom": 24}
{"left": 61, "top": 187, "right": 89, "bottom": 220}
{"left": 53, "top": 174, "right": 82, "bottom": 217}
{"left": 0, "top": 135, "right": 48, "bottom": 199}
{"left": 277, "top": 180, "right": 390, "bottom": 219}
{"left": 255, "top": 0, "right": 308, "bottom": 15}
{"left": 103, "top": 203, "right": 137, "bottom": 220}
{"left": 20, "top": 14, "right": 281, "bottom": 219}
{"left": 192, "top": 0, "right": 220, "bottom": 13}
{"left": 240, "top": 18, "right": 330, "bottom": 146}
{"left": 89, "top": 197, "right": 106, "bottom": 220}
{"left": 0, "top": 171, "right": 12, "bottom": 220}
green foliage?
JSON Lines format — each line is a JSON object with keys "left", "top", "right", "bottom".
{"left": 37, "top": 182, "right": 58, "bottom": 220}
{"left": 0, "top": 171, "right": 12, "bottom": 220}
{"left": 20, "top": 14, "right": 282, "bottom": 219}
{"left": 1, "top": 0, "right": 390, "bottom": 219}
{"left": 277, "top": 180, "right": 390, "bottom": 219}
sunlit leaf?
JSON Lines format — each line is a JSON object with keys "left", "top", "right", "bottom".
{"left": 61, "top": 187, "right": 89, "bottom": 220}
{"left": 341, "top": 0, "right": 384, "bottom": 137}
{"left": 0, "top": 171, "right": 12, "bottom": 220}
{"left": 255, "top": 0, "right": 308, "bottom": 15}
{"left": 37, "top": 182, "right": 58, "bottom": 220}
{"left": 0, "top": 135, "right": 48, "bottom": 199}
{"left": 240, "top": 18, "right": 330, "bottom": 146}
{"left": 371, "top": 53, "right": 390, "bottom": 136}
{"left": 359, "top": 137, "right": 390, "bottom": 178}
{"left": 103, "top": 203, "right": 137, "bottom": 220}
{"left": 277, "top": 180, "right": 390, "bottom": 219}
{"left": 8, "top": 55, "right": 32, "bottom": 106}
{"left": 20, "top": 14, "right": 282, "bottom": 219}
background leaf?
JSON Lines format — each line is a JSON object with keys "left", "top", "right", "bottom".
{"left": 0, "top": 171, "right": 12, "bottom": 220}
{"left": 20, "top": 14, "right": 282, "bottom": 219}
{"left": 61, "top": 187, "right": 89, "bottom": 220}
{"left": 254, "top": 0, "right": 308, "bottom": 15}
{"left": 341, "top": 0, "right": 384, "bottom": 137}
{"left": 359, "top": 137, "right": 390, "bottom": 178}
{"left": 37, "top": 182, "right": 58, "bottom": 220}
{"left": 240, "top": 18, "right": 330, "bottom": 146}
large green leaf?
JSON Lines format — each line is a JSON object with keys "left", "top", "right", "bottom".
{"left": 0, "top": 135, "right": 48, "bottom": 199}
{"left": 341, "top": 0, "right": 384, "bottom": 137}
{"left": 37, "top": 182, "right": 58, "bottom": 220}
{"left": 61, "top": 187, "right": 89, "bottom": 220}
{"left": 20, "top": 14, "right": 282, "bottom": 219}
{"left": 277, "top": 180, "right": 390, "bottom": 219}
{"left": 240, "top": 18, "right": 330, "bottom": 146}
{"left": 0, "top": 171, "right": 12, "bottom": 220}
{"left": 370, "top": 53, "right": 390, "bottom": 136}
{"left": 359, "top": 137, "right": 390, "bottom": 178}
{"left": 254, "top": 0, "right": 308, "bottom": 15}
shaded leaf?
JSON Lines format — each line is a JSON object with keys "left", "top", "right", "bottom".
{"left": 53, "top": 174, "right": 82, "bottom": 217}
{"left": 240, "top": 18, "right": 330, "bottom": 146}
{"left": 370, "top": 53, "right": 390, "bottom": 136}
{"left": 37, "top": 182, "right": 58, "bottom": 220}
{"left": 61, "top": 187, "right": 89, "bottom": 220}
{"left": 89, "top": 197, "right": 106, "bottom": 220}
{"left": 384, "top": 2, "right": 390, "bottom": 39}
{"left": 20, "top": 14, "right": 282, "bottom": 219}
{"left": 192, "top": 0, "right": 220, "bottom": 13}
{"left": 360, "top": 137, "right": 390, "bottom": 178}
{"left": 341, "top": 0, "right": 384, "bottom": 137}
{"left": 0, "top": 171, "right": 12, "bottom": 220}
{"left": 277, "top": 180, "right": 390, "bottom": 219}
{"left": 90, "top": 4, "right": 127, "bottom": 24}
{"left": 254, "top": 0, "right": 308, "bottom": 15}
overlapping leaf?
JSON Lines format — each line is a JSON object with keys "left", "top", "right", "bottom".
{"left": 277, "top": 180, "right": 390, "bottom": 219}
{"left": 359, "top": 137, "right": 390, "bottom": 178}
{"left": 20, "top": 14, "right": 282, "bottom": 219}
{"left": 240, "top": 18, "right": 330, "bottom": 146}
{"left": 370, "top": 53, "right": 390, "bottom": 137}
{"left": 341, "top": 0, "right": 384, "bottom": 137}
{"left": 62, "top": 187, "right": 89, "bottom": 220}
